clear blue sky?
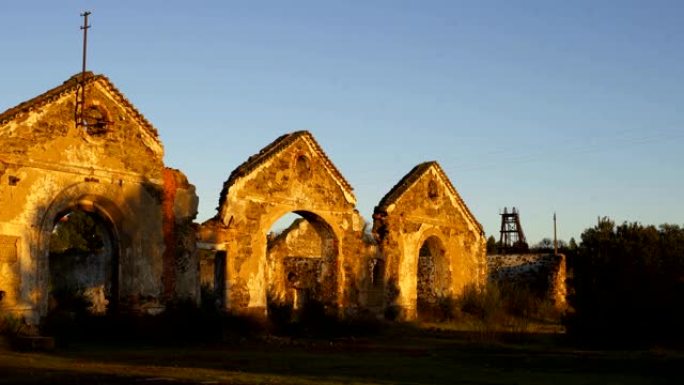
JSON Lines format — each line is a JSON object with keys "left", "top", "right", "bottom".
{"left": 2, "top": 1, "right": 683, "bottom": 244}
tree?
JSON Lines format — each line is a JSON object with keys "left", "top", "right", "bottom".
{"left": 533, "top": 238, "right": 553, "bottom": 252}
{"left": 565, "top": 218, "right": 684, "bottom": 345}
{"left": 532, "top": 238, "right": 569, "bottom": 253}
{"left": 50, "top": 210, "right": 104, "bottom": 254}
{"left": 486, "top": 235, "right": 497, "bottom": 254}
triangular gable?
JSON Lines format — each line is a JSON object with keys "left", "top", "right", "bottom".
{"left": 217, "top": 130, "right": 355, "bottom": 211}
{"left": 0, "top": 72, "right": 162, "bottom": 151}
{"left": 375, "top": 161, "right": 483, "bottom": 234}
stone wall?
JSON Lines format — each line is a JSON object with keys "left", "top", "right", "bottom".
{"left": 1, "top": 75, "right": 490, "bottom": 325}
{"left": 201, "top": 137, "right": 488, "bottom": 320}
{"left": 487, "top": 253, "right": 567, "bottom": 310}
{"left": 373, "top": 162, "right": 486, "bottom": 320}
{"left": 0, "top": 73, "right": 199, "bottom": 323}
{"left": 266, "top": 218, "right": 338, "bottom": 308}
{"left": 203, "top": 131, "right": 371, "bottom": 316}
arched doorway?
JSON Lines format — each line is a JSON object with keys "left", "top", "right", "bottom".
{"left": 416, "top": 235, "right": 450, "bottom": 319}
{"left": 48, "top": 206, "right": 119, "bottom": 315}
{"left": 265, "top": 211, "right": 338, "bottom": 315}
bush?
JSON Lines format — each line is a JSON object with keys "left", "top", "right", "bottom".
{"left": 500, "top": 283, "right": 539, "bottom": 318}
{"left": 416, "top": 295, "right": 461, "bottom": 322}
{"left": 0, "top": 310, "right": 23, "bottom": 337}
{"left": 458, "top": 283, "right": 504, "bottom": 323}
{"left": 267, "top": 298, "right": 384, "bottom": 338}
{"left": 40, "top": 297, "right": 269, "bottom": 347}
{"left": 383, "top": 304, "right": 401, "bottom": 321}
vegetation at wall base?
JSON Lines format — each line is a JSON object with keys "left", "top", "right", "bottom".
{"left": 413, "top": 281, "right": 562, "bottom": 345}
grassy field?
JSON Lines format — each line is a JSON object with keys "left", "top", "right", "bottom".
{"left": 0, "top": 326, "right": 681, "bottom": 385}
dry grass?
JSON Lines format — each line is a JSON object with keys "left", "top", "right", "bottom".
{"left": 0, "top": 326, "right": 680, "bottom": 385}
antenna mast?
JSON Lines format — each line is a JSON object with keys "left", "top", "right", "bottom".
{"left": 75, "top": 11, "right": 91, "bottom": 128}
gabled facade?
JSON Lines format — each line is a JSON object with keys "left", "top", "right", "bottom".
{"left": 201, "top": 131, "right": 371, "bottom": 315}
{"left": 373, "top": 161, "right": 486, "bottom": 320}
{"left": 1, "top": 73, "right": 491, "bottom": 325}
{"left": 0, "top": 73, "right": 198, "bottom": 323}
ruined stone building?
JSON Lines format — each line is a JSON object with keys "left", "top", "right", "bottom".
{"left": 198, "top": 131, "right": 372, "bottom": 316}
{"left": 199, "top": 133, "right": 487, "bottom": 320}
{"left": 373, "top": 162, "right": 487, "bottom": 319}
{"left": 0, "top": 73, "right": 198, "bottom": 323}
{"left": 1, "top": 73, "right": 488, "bottom": 325}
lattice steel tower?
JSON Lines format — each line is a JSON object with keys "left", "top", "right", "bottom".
{"left": 498, "top": 207, "right": 529, "bottom": 254}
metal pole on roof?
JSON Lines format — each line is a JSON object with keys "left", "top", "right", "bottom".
{"left": 81, "top": 11, "right": 90, "bottom": 78}
{"left": 76, "top": 11, "right": 91, "bottom": 128}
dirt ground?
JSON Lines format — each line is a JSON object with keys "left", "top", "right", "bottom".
{"left": 0, "top": 328, "right": 681, "bottom": 385}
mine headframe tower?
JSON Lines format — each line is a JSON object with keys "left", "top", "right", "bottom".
{"left": 498, "top": 207, "right": 529, "bottom": 254}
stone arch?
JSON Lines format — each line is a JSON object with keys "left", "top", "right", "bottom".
{"left": 394, "top": 227, "right": 451, "bottom": 319}
{"left": 264, "top": 210, "right": 340, "bottom": 312}
{"left": 373, "top": 161, "right": 486, "bottom": 320}
{"left": 35, "top": 182, "right": 133, "bottom": 316}
{"left": 226, "top": 205, "right": 344, "bottom": 316}
{"left": 210, "top": 131, "right": 364, "bottom": 316}
{"left": 416, "top": 233, "right": 451, "bottom": 319}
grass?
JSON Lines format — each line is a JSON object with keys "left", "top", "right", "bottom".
{"left": 0, "top": 325, "right": 681, "bottom": 384}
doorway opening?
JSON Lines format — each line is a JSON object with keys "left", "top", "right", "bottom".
{"left": 48, "top": 208, "right": 119, "bottom": 315}
{"left": 416, "top": 235, "right": 450, "bottom": 319}
{"left": 265, "top": 211, "right": 338, "bottom": 318}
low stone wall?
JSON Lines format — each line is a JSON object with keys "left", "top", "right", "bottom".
{"left": 488, "top": 253, "right": 567, "bottom": 310}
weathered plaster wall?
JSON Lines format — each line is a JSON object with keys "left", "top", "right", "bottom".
{"left": 373, "top": 162, "right": 486, "bottom": 320}
{"left": 162, "top": 168, "right": 200, "bottom": 303}
{"left": 266, "top": 218, "right": 337, "bottom": 308}
{"left": 48, "top": 213, "right": 115, "bottom": 314}
{"left": 205, "top": 131, "right": 370, "bottom": 316}
{"left": 0, "top": 74, "right": 199, "bottom": 322}
{"left": 488, "top": 253, "right": 567, "bottom": 310}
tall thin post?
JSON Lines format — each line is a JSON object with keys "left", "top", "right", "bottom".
{"left": 553, "top": 212, "right": 558, "bottom": 255}
{"left": 75, "top": 11, "right": 91, "bottom": 128}
{"left": 81, "top": 11, "right": 90, "bottom": 77}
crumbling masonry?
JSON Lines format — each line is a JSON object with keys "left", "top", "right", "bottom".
{"left": 198, "top": 133, "right": 487, "bottom": 319}
{"left": 1, "top": 73, "right": 487, "bottom": 324}
{"left": 0, "top": 73, "right": 198, "bottom": 323}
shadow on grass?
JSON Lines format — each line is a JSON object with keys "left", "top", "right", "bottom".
{"left": 23, "top": 324, "right": 681, "bottom": 385}
{"left": 27, "top": 300, "right": 684, "bottom": 385}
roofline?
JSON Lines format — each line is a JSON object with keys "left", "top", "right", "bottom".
{"left": 374, "top": 161, "right": 484, "bottom": 234}
{"left": 0, "top": 72, "right": 160, "bottom": 141}
{"left": 216, "top": 130, "right": 355, "bottom": 218}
